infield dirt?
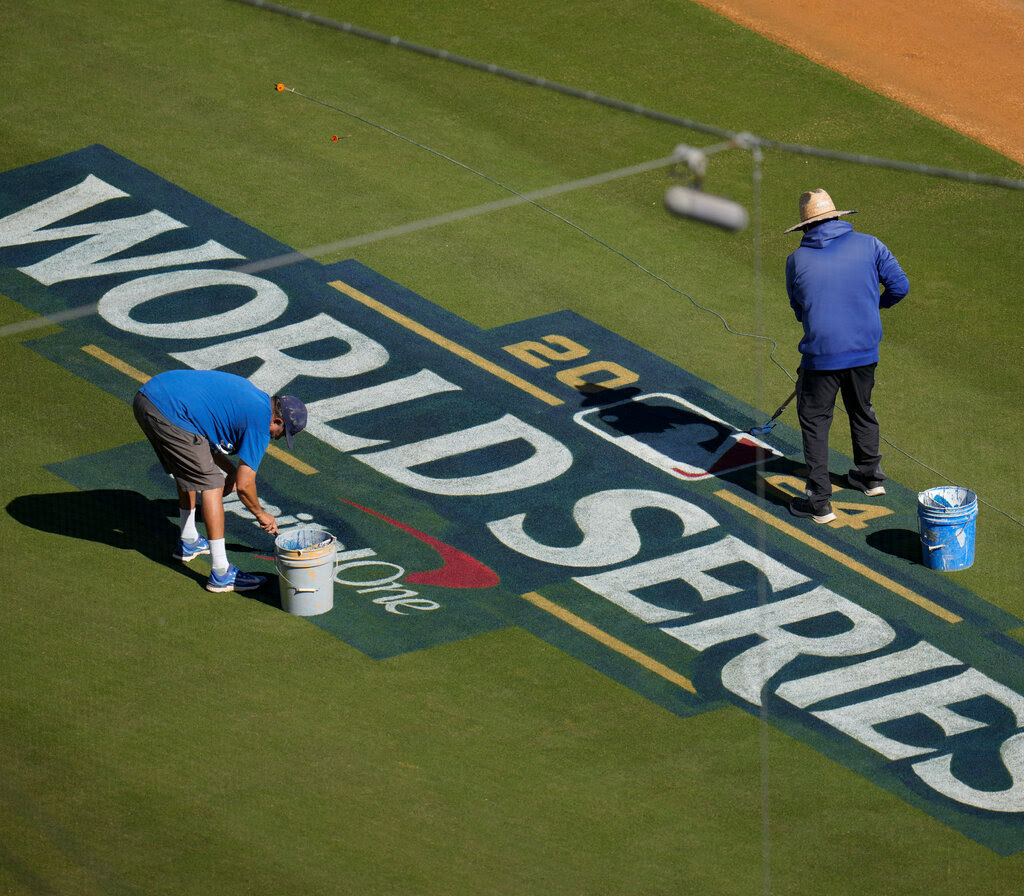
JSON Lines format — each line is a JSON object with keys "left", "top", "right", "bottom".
{"left": 693, "top": 0, "right": 1024, "bottom": 164}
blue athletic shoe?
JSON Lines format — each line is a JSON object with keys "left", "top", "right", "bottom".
{"left": 173, "top": 535, "right": 210, "bottom": 562}
{"left": 206, "top": 564, "right": 266, "bottom": 593}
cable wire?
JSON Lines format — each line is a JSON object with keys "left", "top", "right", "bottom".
{"left": 273, "top": 84, "right": 1023, "bottom": 528}
{"left": 283, "top": 86, "right": 796, "bottom": 384}
{"left": 232, "top": 0, "right": 1024, "bottom": 191}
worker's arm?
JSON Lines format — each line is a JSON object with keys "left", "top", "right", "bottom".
{"left": 235, "top": 462, "right": 279, "bottom": 535}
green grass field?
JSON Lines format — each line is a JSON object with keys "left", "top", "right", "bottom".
{"left": 3, "top": 1, "right": 1023, "bottom": 893}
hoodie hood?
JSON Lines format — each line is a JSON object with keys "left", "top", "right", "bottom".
{"left": 799, "top": 218, "right": 854, "bottom": 249}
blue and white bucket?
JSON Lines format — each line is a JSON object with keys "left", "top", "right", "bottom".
{"left": 274, "top": 527, "right": 338, "bottom": 616}
{"left": 917, "top": 487, "right": 977, "bottom": 572}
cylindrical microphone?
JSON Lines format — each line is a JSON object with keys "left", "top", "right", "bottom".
{"left": 664, "top": 185, "right": 749, "bottom": 232}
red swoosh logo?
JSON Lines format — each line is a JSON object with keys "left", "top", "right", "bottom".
{"left": 340, "top": 499, "right": 500, "bottom": 589}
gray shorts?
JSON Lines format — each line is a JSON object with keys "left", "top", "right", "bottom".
{"left": 133, "top": 391, "right": 225, "bottom": 492}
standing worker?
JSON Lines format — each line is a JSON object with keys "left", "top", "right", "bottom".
{"left": 133, "top": 369, "right": 307, "bottom": 591}
{"left": 784, "top": 189, "right": 909, "bottom": 524}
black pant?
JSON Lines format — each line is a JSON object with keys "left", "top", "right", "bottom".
{"left": 796, "top": 365, "right": 884, "bottom": 511}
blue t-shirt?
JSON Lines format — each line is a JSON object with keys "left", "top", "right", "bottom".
{"left": 141, "top": 370, "right": 272, "bottom": 471}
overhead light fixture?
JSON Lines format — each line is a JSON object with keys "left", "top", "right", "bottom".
{"left": 664, "top": 141, "right": 750, "bottom": 232}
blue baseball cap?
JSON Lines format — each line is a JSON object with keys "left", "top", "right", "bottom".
{"left": 278, "top": 395, "right": 307, "bottom": 448}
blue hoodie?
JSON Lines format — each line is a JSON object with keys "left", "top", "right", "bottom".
{"left": 786, "top": 219, "right": 909, "bottom": 370}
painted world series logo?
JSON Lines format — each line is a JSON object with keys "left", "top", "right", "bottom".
{"left": 2, "top": 145, "right": 1024, "bottom": 854}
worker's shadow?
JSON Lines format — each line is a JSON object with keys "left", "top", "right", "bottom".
{"left": 866, "top": 528, "right": 922, "bottom": 564}
{"left": 717, "top": 455, "right": 813, "bottom": 512}
{"left": 6, "top": 489, "right": 275, "bottom": 597}
{"left": 718, "top": 462, "right": 924, "bottom": 564}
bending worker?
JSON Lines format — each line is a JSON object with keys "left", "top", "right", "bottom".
{"left": 133, "top": 369, "right": 307, "bottom": 592}
{"left": 785, "top": 189, "right": 909, "bottom": 524}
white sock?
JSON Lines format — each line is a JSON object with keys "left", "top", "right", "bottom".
{"left": 210, "top": 538, "right": 229, "bottom": 574}
{"left": 180, "top": 508, "right": 199, "bottom": 542}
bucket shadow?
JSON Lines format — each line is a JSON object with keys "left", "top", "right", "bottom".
{"left": 867, "top": 528, "right": 923, "bottom": 565}
{"left": 235, "top": 558, "right": 284, "bottom": 609}
{"left": 5, "top": 489, "right": 257, "bottom": 591}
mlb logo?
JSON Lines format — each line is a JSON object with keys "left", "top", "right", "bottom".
{"left": 574, "top": 392, "right": 781, "bottom": 481}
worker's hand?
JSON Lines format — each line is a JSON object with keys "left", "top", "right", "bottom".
{"left": 222, "top": 468, "right": 237, "bottom": 497}
{"left": 256, "top": 510, "right": 279, "bottom": 536}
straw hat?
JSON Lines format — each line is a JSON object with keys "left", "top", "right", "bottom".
{"left": 784, "top": 189, "right": 856, "bottom": 233}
